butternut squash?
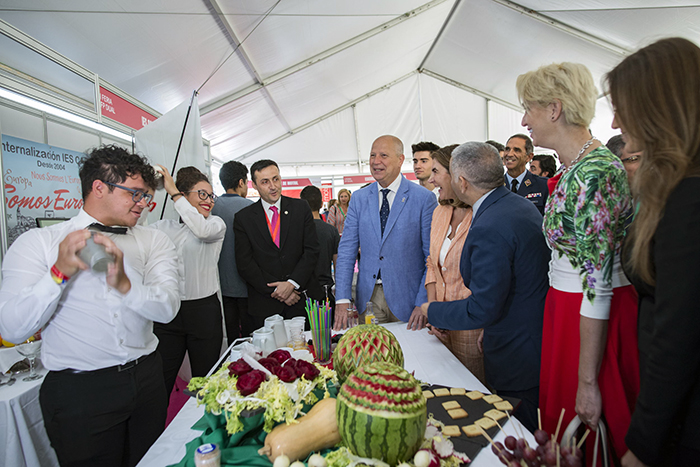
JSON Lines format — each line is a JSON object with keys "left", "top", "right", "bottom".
{"left": 259, "top": 397, "right": 340, "bottom": 462}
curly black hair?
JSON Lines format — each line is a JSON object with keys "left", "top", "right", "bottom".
{"left": 79, "top": 145, "right": 156, "bottom": 200}
{"left": 175, "top": 166, "right": 209, "bottom": 193}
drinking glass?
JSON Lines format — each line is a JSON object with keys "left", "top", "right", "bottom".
{"left": 15, "top": 335, "right": 43, "bottom": 381}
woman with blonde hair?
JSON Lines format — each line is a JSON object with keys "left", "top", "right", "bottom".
{"left": 327, "top": 188, "right": 350, "bottom": 235}
{"left": 516, "top": 62, "right": 638, "bottom": 462}
{"left": 607, "top": 37, "right": 700, "bottom": 467}
{"left": 424, "top": 145, "right": 486, "bottom": 385}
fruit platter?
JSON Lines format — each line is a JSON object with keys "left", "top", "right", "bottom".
{"left": 179, "top": 325, "right": 486, "bottom": 467}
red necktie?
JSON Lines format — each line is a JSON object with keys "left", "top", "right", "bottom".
{"left": 268, "top": 206, "right": 280, "bottom": 247}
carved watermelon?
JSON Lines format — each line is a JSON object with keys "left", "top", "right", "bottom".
{"left": 333, "top": 324, "right": 404, "bottom": 382}
{"left": 336, "top": 362, "right": 426, "bottom": 466}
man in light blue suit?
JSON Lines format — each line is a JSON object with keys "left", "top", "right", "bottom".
{"left": 334, "top": 135, "right": 437, "bottom": 330}
{"left": 420, "top": 141, "right": 549, "bottom": 432}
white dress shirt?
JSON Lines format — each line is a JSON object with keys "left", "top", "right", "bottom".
{"left": 0, "top": 209, "right": 180, "bottom": 371}
{"left": 377, "top": 174, "right": 404, "bottom": 210}
{"left": 151, "top": 197, "right": 226, "bottom": 300}
{"left": 258, "top": 197, "right": 300, "bottom": 289}
{"left": 261, "top": 197, "right": 282, "bottom": 223}
{"left": 505, "top": 170, "right": 527, "bottom": 190}
{"left": 471, "top": 188, "right": 497, "bottom": 220}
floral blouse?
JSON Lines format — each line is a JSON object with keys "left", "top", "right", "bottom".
{"left": 543, "top": 146, "right": 633, "bottom": 319}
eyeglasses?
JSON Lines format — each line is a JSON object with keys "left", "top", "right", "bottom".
{"left": 103, "top": 181, "right": 153, "bottom": 204}
{"left": 185, "top": 190, "right": 217, "bottom": 202}
{"left": 621, "top": 155, "right": 640, "bottom": 164}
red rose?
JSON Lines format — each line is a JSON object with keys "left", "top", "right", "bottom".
{"left": 236, "top": 369, "right": 266, "bottom": 396}
{"left": 268, "top": 349, "right": 292, "bottom": 365}
{"left": 228, "top": 359, "right": 252, "bottom": 377}
{"left": 258, "top": 357, "right": 281, "bottom": 372}
{"left": 273, "top": 365, "right": 297, "bottom": 383}
{"left": 295, "top": 360, "right": 320, "bottom": 380}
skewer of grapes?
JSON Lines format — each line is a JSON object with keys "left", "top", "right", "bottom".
{"left": 487, "top": 409, "right": 588, "bottom": 467}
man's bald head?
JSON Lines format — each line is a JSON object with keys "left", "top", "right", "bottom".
{"left": 374, "top": 135, "right": 404, "bottom": 157}
{"left": 370, "top": 135, "right": 405, "bottom": 188}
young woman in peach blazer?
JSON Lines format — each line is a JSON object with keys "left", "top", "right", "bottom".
{"left": 425, "top": 145, "right": 486, "bottom": 385}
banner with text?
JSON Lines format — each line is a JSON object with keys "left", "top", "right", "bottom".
{"left": 2, "top": 135, "right": 85, "bottom": 246}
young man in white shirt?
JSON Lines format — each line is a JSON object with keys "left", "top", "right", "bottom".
{"left": 0, "top": 145, "right": 180, "bottom": 467}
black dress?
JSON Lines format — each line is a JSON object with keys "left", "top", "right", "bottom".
{"left": 623, "top": 177, "right": 700, "bottom": 466}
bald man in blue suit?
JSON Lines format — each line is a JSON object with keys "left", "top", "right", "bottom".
{"left": 334, "top": 135, "right": 437, "bottom": 330}
{"left": 421, "top": 141, "right": 549, "bottom": 432}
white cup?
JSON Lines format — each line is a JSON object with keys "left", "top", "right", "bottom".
{"left": 265, "top": 315, "right": 287, "bottom": 349}
{"left": 252, "top": 328, "right": 275, "bottom": 355}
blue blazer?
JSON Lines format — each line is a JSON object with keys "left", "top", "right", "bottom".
{"left": 427, "top": 186, "right": 549, "bottom": 391}
{"left": 336, "top": 177, "right": 437, "bottom": 321}
{"left": 505, "top": 170, "right": 549, "bottom": 215}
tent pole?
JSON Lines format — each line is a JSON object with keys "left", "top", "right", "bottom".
{"left": 485, "top": 99, "right": 490, "bottom": 141}
{"left": 352, "top": 104, "right": 363, "bottom": 173}
{"left": 159, "top": 90, "right": 197, "bottom": 220}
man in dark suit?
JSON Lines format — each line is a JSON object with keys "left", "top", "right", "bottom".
{"left": 421, "top": 141, "right": 550, "bottom": 432}
{"left": 504, "top": 134, "right": 549, "bottom": 214}
{"left": 234, "top": 160, "right": 322, "bottom": 330}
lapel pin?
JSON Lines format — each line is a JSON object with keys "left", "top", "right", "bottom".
{"left": 402, "top": 197, "right": 406, "bottom": 202}
{"left": 525, "top": 179, "right": 532, "bottom": 187}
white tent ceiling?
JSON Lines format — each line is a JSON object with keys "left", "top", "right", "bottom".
{"left": 1, "top": 1, "right": 699, "bottom": 173}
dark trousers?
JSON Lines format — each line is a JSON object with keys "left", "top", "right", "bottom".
{"left": 498, "top": 386, "right": 540, "bottom": 433}
{"left": 154, "top": 293, "right": 223, "bottom": 396}
{"left": 39, "top": 352, "right": 166, "bottom": 467}
{"left": 223, "top": 295, "right": 253, "bottom": 342}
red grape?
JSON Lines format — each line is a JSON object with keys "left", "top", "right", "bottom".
{"left": 534, "top": 429, "right": 549, "bottom": 446}
{"left": 492, "top": 441, "right": 505, "bottom": 456}
{"left": 536, "top": 445, "right": 547, "bottom": 458}
{"left": 544, "top": 450, "right": 557, "bottom": 466}
{"left": 504, "top": 435, "right": 517, "bottom": 450}
{"left": 516, "top": 437, "right": 528, "bottom": 451}
{"left": 523, "top": 446, "right": 538, "bottom": 461}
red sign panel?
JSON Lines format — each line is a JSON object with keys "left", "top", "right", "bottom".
{"left": 321, "top": 188, "right": 332, "bottom": 202}
{"left": 343, "top": 175, "right": 375, "bottom": 185}
{"left": 99, "top": 87, "right": 157, "bottom": 130}
{"left": 281, "top": 178, "right": 313, "bottom": 187}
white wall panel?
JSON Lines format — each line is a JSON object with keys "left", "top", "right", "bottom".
{"left": 487, "top": 101, "right": 526, "bottom": 148}
{"left": 238, "top": 107, "right": 358, "bottom": 166}
{"left": 420, "top": 74, "right": 487, "bottom": 146}
{"left": 46, "top": 120, "right": 99, "bottom": 154}
{"left": 0, "top": 104, "right": 45, "bottom": 142}
{"left": 355, "top": 74, "right": 421, "bottom": 170}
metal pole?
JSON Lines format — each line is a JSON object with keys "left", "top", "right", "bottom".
{"left": 159, "top": 90, "right": 197, "bottom": 220}
{"left": 0, "top": 118, "right": 8, "bottom": 266}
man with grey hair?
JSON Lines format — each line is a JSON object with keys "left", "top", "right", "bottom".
{"left": 420, "top": 141, "right": 549, "bottom": 432}
{"left": 504, "top": 134, "right": 549, "bottom": 214}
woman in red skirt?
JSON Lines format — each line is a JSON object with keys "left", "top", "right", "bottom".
{"left": 516, "top": 62, "right": 639, "bottom": 463}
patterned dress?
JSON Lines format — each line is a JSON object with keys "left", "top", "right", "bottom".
{"left": 539, "top": 146, "right": 639, "bottom": 462}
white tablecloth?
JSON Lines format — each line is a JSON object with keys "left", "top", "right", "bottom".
{"left": 0, "top": 359, "right": 59, "bottom": 467}
{"left": 138, "top": 323, "right": 534, "bottom": 467}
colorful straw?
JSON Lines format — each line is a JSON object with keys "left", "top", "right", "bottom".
{"left": 305, "top": 299, "right": 332, "bottom": 363}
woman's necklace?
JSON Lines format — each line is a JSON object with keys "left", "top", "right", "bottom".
{"left": 563, "top": 137, "right": 598, "bottom": 174}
